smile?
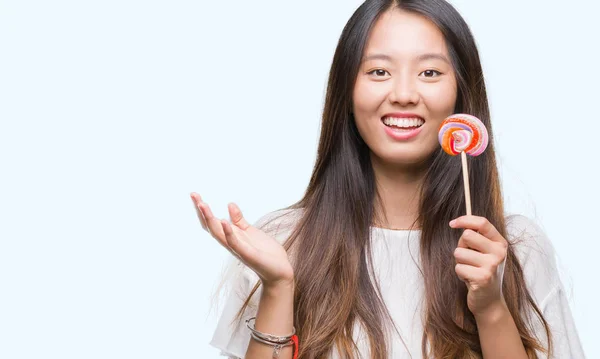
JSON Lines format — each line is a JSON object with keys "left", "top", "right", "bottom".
{"left": 382, "top": 117, "right": 425, "bottom": 129}
{"left": 381, "top": 116, "right": 425, "bottom": 140}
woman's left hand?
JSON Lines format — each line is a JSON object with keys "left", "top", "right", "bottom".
{"left": 450, "top": 215, "right": 509, "bottom": 318}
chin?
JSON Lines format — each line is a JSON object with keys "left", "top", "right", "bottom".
{"left": 372, "top": 146, "right": 436, "bottom": 168}
{"left": 378, "top": 152, "right": 429, "bottom": 167}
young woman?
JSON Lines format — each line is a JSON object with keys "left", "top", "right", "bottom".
{"left": 192, "top": 0, "right": 585, "bottom": 358}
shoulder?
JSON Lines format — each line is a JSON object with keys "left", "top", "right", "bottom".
{"left": 505, "top": 214, "right": 556, "bottom": 262}
{"left": 505, "top": 214, "right": 562, "bottom": 306}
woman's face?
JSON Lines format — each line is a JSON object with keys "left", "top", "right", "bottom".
{"left": 352, "top": 8, "right": 458, "bottom": 167}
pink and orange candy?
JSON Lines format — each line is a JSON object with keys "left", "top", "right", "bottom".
{"left": 438, "top": 114, "right": 489, "bottom": 156}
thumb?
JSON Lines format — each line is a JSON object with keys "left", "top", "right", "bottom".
{"left": 228, "top": 202, "right": 251, "bottom": 230}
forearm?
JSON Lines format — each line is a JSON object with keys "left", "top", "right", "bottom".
{"left": 475, "top": 301, "right": 528, "bottom": 359}
{"left": 245, "top": 281, "right": 295, "bottom": 359}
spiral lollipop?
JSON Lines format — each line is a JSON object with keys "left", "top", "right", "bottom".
{"left": 438, "top": 114, "right": 489, "bottom": 156}
{"left": 438, "top": 114, "right": 490, "bottom": 216}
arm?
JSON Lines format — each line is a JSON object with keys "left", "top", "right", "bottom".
{"left": 451, "top": 214, "right": 586, "bottom": 359}
{"left": 450, "top": 216, "right": 529, "bottom": 359}
{"left": 245, "top": 281, "right": 295, "bottom": 359}
{"left": 192, "top": 195, "right": 297, "bottom": 359}
{"left": 475, "top": 300, "right": 528, "bottom": 359}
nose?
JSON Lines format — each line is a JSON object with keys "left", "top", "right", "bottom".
{"left": 388, "top": 76, "right": 420, "bottom": 106}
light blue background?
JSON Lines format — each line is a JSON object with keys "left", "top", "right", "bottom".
{"left": 0, "top": 0, "right": 597, "bottom": 358}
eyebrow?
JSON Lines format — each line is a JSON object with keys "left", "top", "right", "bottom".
{"left": 362, "top": 53, "right": 451, "bottom": 64}
{"left": 362, "top": 53, "right": 394, "bottom": 62}
{"left": 417, "top": 53, "right": 451, "bottom": 64}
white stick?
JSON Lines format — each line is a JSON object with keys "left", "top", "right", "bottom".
{"left": 461, "top": 151, "right": 472, "bottom": 216}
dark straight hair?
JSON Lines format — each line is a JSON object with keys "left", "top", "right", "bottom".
{"left": 235, "top": 0, "right": 552, "bottom": 357}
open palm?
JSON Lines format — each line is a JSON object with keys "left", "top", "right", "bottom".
{"left": 191, "top": 193, "right": 294, "bottom": 286}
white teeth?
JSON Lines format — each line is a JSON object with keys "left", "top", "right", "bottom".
{"left": 382, "top": 117, "right": 424, "bottom": 128}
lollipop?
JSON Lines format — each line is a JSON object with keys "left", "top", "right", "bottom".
{"left": 438, "top": 114, "right": 489, "bottom": 156}
{"left": 438, "top": 114, "right": 489, "bottom": 215}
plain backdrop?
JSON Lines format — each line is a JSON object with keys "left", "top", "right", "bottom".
{"left": 0, "top": 0, "right": 598, "bottom": 358}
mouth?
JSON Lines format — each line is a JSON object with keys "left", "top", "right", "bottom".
{"left": 380, "top": 114, "right": 425, "bottom": 140}
{"left": 381, "top": 115, "right": 425, "bottom": 130}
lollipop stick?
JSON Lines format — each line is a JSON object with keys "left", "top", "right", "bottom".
{"left": 460, "top": 151, "right": 472, "bottom": 216}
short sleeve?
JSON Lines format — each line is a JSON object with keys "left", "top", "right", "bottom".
{"left": 507, "top": 215, "right": 586, "bottom": 359}
{"left": 209, "top": 208, "right": 303, "bottom": 358}
{"left": 209, "top": 262, "right": 260, "bottom": 359}
{"left": 537, "top": 285, "right": 587, "bottom": 358}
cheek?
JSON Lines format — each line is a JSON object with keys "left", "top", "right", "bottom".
{"left": 420, "top": 81, "right": 457, "bottom": 114}
{"left": 353, "top": 79, "right": 388, "bottom": 114}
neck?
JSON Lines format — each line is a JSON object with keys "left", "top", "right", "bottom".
{"left": 370, "top": 153, "right": 427, "bottom": 230}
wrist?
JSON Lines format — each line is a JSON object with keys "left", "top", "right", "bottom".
{"left": 474, "top": 299, "right": 510, "bottom": 326}
{"left": 262, "top": 279, "right": 295, "bottom": 295}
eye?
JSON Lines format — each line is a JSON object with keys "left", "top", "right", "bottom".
{"left": 420, "top": 69, "right": 442, "bottom": 78}
{"left": 367, "top": 69, "right": 390, "bottom": 77}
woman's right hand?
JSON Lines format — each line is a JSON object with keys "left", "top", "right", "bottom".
{"left": 190, "top": 192, "right": 294, "bottom": 288}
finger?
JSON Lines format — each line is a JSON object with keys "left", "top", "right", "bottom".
{"left": 449, "top": 215, "right": 504, "bottom": 243}
{"left": 228, "top": 203, "right": 251, "bottom": 231}
{"left": 190, "top": 193, "right": 208, "bottom": 231}
{"left": 457, "top": 229, "right": 496, "bottom": 254}
{"left": 198, "top": 201, "right": 226, "bottom": 242}
{"left": 221, "top": 219, "right": 259, "bottom": 264}
{"left": 454, "top": 247, "right": 488, "bottom": 267}
{"left": 455, "top": 263, "right": 484, "bottom": 283}
{"left": 216, "top": 220, "right": 243, "bottom": 261}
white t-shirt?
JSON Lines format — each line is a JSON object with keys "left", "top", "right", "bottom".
{"left": 209, "top": 209, "right": 586, "bottom": 358}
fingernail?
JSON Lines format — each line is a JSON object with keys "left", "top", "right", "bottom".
{"left": 449, "top": 219, "right": 457, "bottom": 227}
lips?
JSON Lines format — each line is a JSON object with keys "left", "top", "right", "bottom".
{"left": 381, "top": 113, "right": 425, "bottom": 128}
{"left": 380, "top": 113, "right": 426, "bottom": 140}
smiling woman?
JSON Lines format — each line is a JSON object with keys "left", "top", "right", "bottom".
{"left": 353, "top": 9, "right": 457, "bottom": 166}
{"left": 193, "top": 0, "right": 587, "bottom": 358}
